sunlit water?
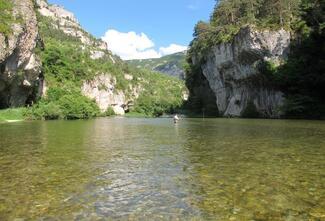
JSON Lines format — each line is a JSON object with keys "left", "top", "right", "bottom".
{"left": 0, "top": 118, "right": 324, "bottom": 220}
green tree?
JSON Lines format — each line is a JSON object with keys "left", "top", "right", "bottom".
{"left": 276, "top": 0, "right": 325, "bottom": 118}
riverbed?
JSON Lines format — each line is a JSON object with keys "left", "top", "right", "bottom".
{"left": 0, "top": 118, "right": 324, "bottom": 220}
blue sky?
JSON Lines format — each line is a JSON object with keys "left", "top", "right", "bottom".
{"left": 48, "top": 0, "right": 216, "bottom": 59}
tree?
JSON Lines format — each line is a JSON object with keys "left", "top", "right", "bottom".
{"left": 276, "top": 0, "right": 325, "bottom": 118}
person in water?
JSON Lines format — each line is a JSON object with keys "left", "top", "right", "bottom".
{"left": 173, "top": 114, "right": 179, "bottom": 123}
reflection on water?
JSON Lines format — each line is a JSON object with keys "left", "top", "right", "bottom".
{"left": 0, "top": 118, "right": 324, "bottom": 220}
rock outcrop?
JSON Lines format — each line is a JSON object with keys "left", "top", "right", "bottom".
{"left": 1, "top": 0, "right": 183, "bottom": 115}
{"left": 192, "top": 27, "right": 290, "bottom": 118}
{"left": 0, "top": 0, "right": 42, "bottom": 108}
{"left": 36, "top": 0, "right": 107, "bottom": 49}
{"left": 35, "top": 0, "right": 128, "bottom": 114}
{"left": 81, "top": 74, "right": 141, "bottom": 115}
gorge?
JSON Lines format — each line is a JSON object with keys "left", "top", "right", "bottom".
{"left": 0, "top": 0, "right": 324, "bottom": 220}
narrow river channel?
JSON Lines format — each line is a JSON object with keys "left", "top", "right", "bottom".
{"left": 0, "top": 118, "right": 324, "bottom": 220}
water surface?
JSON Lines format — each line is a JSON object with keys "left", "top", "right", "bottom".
{"left": 0, "top": 118, "right": 324, "bottom": 220}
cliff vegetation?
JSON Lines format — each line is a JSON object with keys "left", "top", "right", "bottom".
{"left": 186, "top": 0, "right": 325, "bottom": 119}
{"left": 127, "top": 52, "right": 187, "bottom": 80}
{"left": 0, "top": 0, "right": 15, "bottom": 37}
{"left": 0, "top": 1, "right": 186, "bottom": 120}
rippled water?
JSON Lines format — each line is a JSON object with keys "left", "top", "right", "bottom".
{"left": 0, "top": 118, "right": 324, "bottom": 220}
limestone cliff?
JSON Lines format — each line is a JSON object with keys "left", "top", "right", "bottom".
{"left": 81, "top": 74, "right": 142, "bottom": 115}
{"left": 36, "top": 0, "right": 129, "bottom": 115}
{"left": 0, "top": 0, "right": 42, "bottom": 108}
{"left": 0, "top": 0, "right": 185, "bottom": 116}
{"left": 35, "top": 0, "right": 109, "bottom": 58}
{"left": 189, "top": 27, "right": 291, "bottom": 118}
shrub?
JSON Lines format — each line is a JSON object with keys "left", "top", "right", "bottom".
{"left": 280, "top": 96, "right": 325, "bottom": 119}
{"left": 26, "top": 86, "right": 100, "bottom": 120}
{"left": 58, "top": 94, "right": 99, "bottom": 119}
{"left": 105, "top": 107, "right": 115, "bottom": 116}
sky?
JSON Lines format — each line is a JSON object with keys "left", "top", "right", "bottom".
{"left": 48, "top": 0, "right": 216, "bottom": 60}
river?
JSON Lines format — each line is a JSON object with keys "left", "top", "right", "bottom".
{"left": 0, "top": 118, "right": 324, "bottom": 220}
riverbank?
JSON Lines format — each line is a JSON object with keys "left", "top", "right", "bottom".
{"left": 1, "top": 107, "right": 324, "bottom": 122}
{"left": 0, "top": 107, "right": 161, "bottom": 122}
{"left": 0, "top": 108, "right": 26, "bottom": 123}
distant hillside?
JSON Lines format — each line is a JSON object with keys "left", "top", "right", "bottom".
{"left": 127, "top": 51, "right": 186, "bottom": 80}
{"left": 0, "top": 0, "right": 186, "bottom": 118}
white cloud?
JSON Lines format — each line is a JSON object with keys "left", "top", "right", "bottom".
{"left": 101, "top": 29, "right": 187, "bottom": 60}
{"left": 187, "top": 4, "right": 198, "bottom": 10}
{"left": 159, "top": 44, "right": 188, "bottom": 56}
{"left": 187, "top": 1, "right": 200, "bottom": 10}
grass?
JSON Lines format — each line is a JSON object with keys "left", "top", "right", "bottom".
{"left": 0, "top": 108, "right": 26, "bottom": 122}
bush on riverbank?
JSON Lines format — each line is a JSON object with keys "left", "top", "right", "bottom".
{"left": 26, "top": 87, "right": 99, "bottom": 120}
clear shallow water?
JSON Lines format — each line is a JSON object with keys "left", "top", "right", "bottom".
{"left": 0, "top": 118, "right": 324, "bottom": 220}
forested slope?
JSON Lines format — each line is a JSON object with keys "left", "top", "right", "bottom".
{"left": 0, "top": 0, "right": 186, "bottom": 120}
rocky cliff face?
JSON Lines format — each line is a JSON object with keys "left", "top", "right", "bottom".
{"left": 81, "top": 74, "right": 141, "bottom": 115}
{"left": 1, "top": 0, "right": 184, "bottom": 115}
{"left": 192, "top": 27, "right": 290, "bottom": 117}
{"left": 35, "top": 0, "right": 111, "bottom": 60}
{"left": 36, "top": 0, "right": 107, "bottom": 50}
{"left": 0, "top": 0, "right": 42, "bottom": 108}
{"left": 36, "top": 0, "right": 128, "bottom": 114}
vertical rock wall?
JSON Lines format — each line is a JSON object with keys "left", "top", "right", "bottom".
{"left": 192, "top": 27, "right": 291, "bottom": 118}
{"left": 0, "top": 0, "right": 42, "bottom": 108}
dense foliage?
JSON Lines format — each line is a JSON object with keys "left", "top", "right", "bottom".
{"left": 27, "top": 87, "right": 100, "bottom": 120}
{"left": 132, "top": 73, "right": 185, "bottom": 116}
{"left": 0, "top": 0, "right": 15, "bottom": 37}
{"left": 40, "top": 38, "right": 130, "bottom": 91}
{"left": 275, "top": 0, "right": 325, "bottom": 118}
